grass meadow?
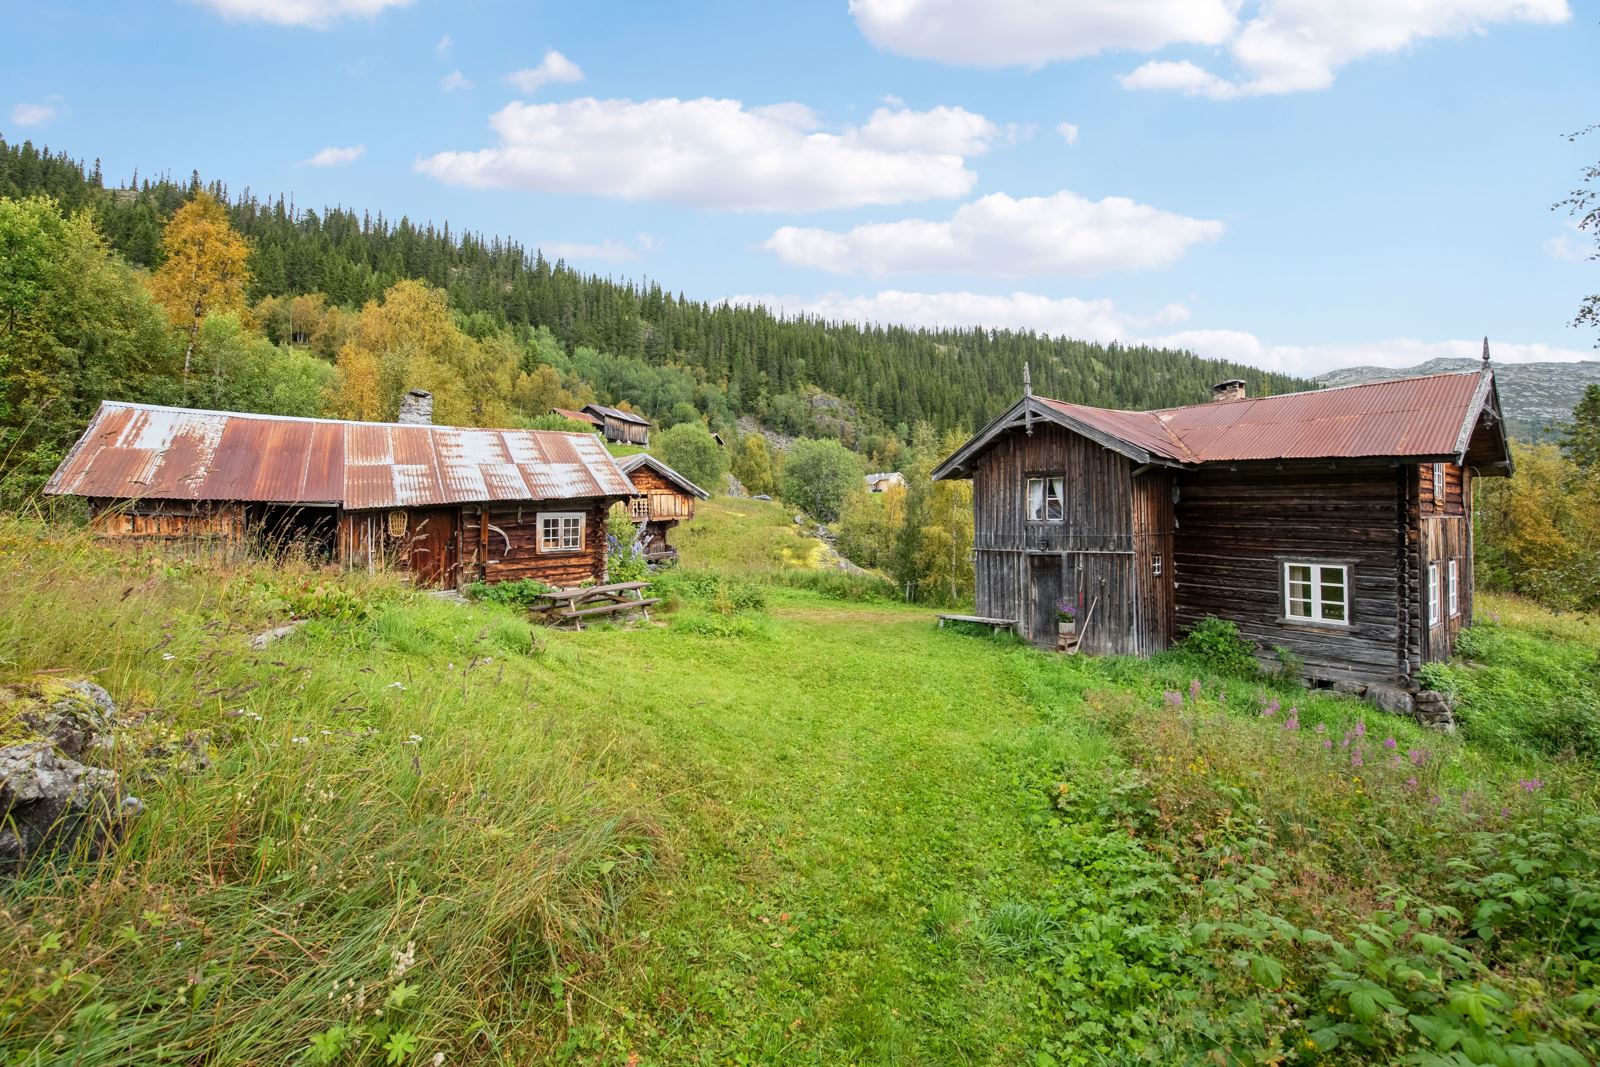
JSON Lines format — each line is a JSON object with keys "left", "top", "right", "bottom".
{"left": 1, "top": 499, "right": 1597, "bottom": 1065}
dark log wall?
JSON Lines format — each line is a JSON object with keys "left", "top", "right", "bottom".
{"left": 463, "top": 499, "right": 611, "bottom": 588}
{"left": 971, "top": 424, "right": 1160, "bottom": 654}
{"left": 603, "top": 417, "right": 649, "bottom": 446}
{"left": 1418, "top": 462, "right": 1466, "bottom": 516}
{"left": 1173, "top": 465, "right": 1408, "bottom": 686}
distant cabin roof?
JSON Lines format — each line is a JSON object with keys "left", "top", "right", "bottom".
{"left": 616, "top": 453, "right": 711, "bottom": 500}
{"left": 45, "top": 401, "right": 637, "bottom": 509}
{"left": 935, "top": 370, "right": 1512, "bottom": 479}
{"left": 552, "top": 406, "right": 602, "bottom": 426}
{"left": 582, "top": 403, "right": 652, "bottom": 426}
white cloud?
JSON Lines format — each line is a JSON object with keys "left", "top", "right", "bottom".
{"left": 300, "top": 144, "right": 366, "bottom": 167}
{"left": 9, "top": 100, "right": 60, "bottom": 127}
{"left": 728, "top": 288, "right": 1593, "bottom": 376}
{"left": 440, "top": 70, "right": 472, "bottom": 92}
{"left": 1545, "top": 222, "right": 1590, "bottom": 262}
{"left": 506, "top": 50, "right": 584, "bottom": 94}
{"left": 539, "top": 234, "right": 655, "bottom": 265}
{"left": 1056, "top": 121, "right": 1080, "bottom": 145}
{"left": 435, "top": 32, "right": 452, "bottom": 54}
{"left": 417, "top": 97, "right": 998, "bottom": 212}
{"left": 763, "top": 190, "right": 1223, "bottom": 278}
{"left": 189, "top": 0, "right": 412, "bottom": 28}
{"left": 1122, "top": 0, "right": 1571, "bottom": 99}
{"left": 849, "top": 0, "right": 1238, "bottom": 66}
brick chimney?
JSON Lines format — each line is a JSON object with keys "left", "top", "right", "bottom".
{"left": 1210, "top": 379, "right": 1247, "bottom": 403}
{"left": 397, "top": 389, "right": 434, "bottom": 425}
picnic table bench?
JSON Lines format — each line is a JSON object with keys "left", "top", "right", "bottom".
{"left": 529, "top": 581, "right": 658, "bottom": 629}
{"left": 936, "top": 614, "right": 1016, "bottom": 636}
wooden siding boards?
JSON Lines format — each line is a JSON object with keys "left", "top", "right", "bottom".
{"left": 1172, "top": 465, "right": 1408, "bottom": 686}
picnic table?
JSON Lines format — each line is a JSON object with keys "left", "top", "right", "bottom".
{"left": 529, "top": 581, "right": 659, "bottom": 629}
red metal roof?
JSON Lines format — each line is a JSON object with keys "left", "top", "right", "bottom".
{"left": 552, "top": 407, "right": 602, "bottom": 426}
{"left": 45, "top": 402, "right": 637, "bottom": 508}
{"left": 1037, "top": 371, "right": 1493, "bottom": 464}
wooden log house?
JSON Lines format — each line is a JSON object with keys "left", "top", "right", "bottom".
{"left": 44, "top": 400, "right": 638, "bottom": 590}
{"left": 932, "top": 364, "right": 1513, "bottom": 690}
{"left": 615, "top": 453, "right": 709, "bottom": 563}
{"left": 581, "top": 403, "right": 652, "bottom": 446}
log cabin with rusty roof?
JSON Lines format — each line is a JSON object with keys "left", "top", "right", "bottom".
{"left": 43, "top": 391, "right": 638, "bottom": 591}
{"left": 615, "top": 453, "right": 709, "bottom": 564}
{"left": 582, "top": 403, "right": 652, "bottom": 446}
{"left": 933, "top": 357, "right": 1513, "bottom": 691}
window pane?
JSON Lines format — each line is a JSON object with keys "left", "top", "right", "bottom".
{"left": 1320, "top": 580, "right": 1345, "bottom": 604}
{"left": 1027, "top": 478, "right": 1043, "bottom": 520}
{"left": 1288, "top": 598, "right": 1312, "bottom": 618}
{"left": 1288, "top": 564, "right": 1311, "bottom": 585}
{"left": 1045, "top": 478, "right": 1064, "bottom": 521}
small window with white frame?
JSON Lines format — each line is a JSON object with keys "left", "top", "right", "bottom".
{"left": 1447, "top": 558, "right": 1459, "bottom": 618}
{"left": 1283, "top": 561, "right": 1349, "bottom": 625}
{"left": 538, "top": 511, "right": 584, "bottom": 552}
{"left": 1427, "top": 562, "right": 1441, "bottom": 626}
{"left": 1432, "top": 463, "right": 1446, "bottom": 509}
{"left": 1026, "top": 476, "right": 1065, "bottom": 522}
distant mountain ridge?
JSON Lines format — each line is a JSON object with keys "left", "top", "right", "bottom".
{"left": 1314, "top": 357, "right": 1600, "bottom": 441}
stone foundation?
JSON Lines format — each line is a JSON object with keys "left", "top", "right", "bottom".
{"left": 1321, "top": 679, "right": 1457, "bottom": 732}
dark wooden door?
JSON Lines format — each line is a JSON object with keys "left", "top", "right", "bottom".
{"left": 406, "top": 508, "right": 457, "bottom": 588}
{"left": 1029, "top": 555, "right": 1062, "bottom": 647}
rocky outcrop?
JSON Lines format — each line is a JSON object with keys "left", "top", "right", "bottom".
{"left": 0, "top": 743, "right": 139, "bottom": 876}
{"left": 1, "top": 676, "right": 141, "bottom": 877}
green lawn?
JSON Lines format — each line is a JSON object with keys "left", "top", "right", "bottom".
{"left": 2, "top": 506, "right": 1598, "bottom": 1066}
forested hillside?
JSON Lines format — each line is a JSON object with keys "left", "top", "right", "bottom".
{"left": 0, "top": 135, "right": 1304, "bottom": 444}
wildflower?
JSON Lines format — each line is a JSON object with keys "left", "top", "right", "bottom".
{"left": 1323, "top": 740, "right": 1333, "bottom": 750}
{"left": 387, "top": 682, "right": 406, "bottom": 690}
{"left": 1354, "top": 721, "right": 1367, "bottom": 738}
{"left": 1188, "top": 679, "right": 1202, "bottom": 703}
{"left": 433, "top": 1056, "right": 445, "bottom": 1067}
{"left": 1314, "top": 723, "right": 1326, "bottom": 734}
{"left": 390, "top": 941, "right": 416, "bottom": 979}
{"left": 404, "top": 734, "right": 423, "bottom": 746}
{"left": 1163, "top": 690, "right": 1183, "bottom": 707}
{"left": 1350, "top": 752, "right": 1364, "bottom": 768}
{"left": 291, "top": 736, "right": 309, "bottom": 744}
{"left": 1408, "top": 748, "right": 1426, "bottom": 766}
{"left": 321, "top": 729, "right": 332, "bottom": 736}
{"left": 1382, "top": 737, "right": 1398, "bottom": 750}
{"left": 161, "top": 653, "right": 176, "bottom": 661}
{"left": 1283, "top": 713, "right": 1300, "bottom": 731}
{"left": 1518, "top": 778, "right": 1544, "bottom": 793}
{"left": 1405, "top": 776, "right": 1418, "bottom": 789}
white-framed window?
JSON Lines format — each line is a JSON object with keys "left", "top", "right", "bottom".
{"left": 1432, "top": 463, "right": 1446, "bottom": 508}
{"left": 1447, "top": 558, "right": 1459, "bottom": 618}
{"left": 1283, "top": 562, "right": 1349, "bottom": 625}
{"left": 1152, "top": 555, "right": 1162, "bottom": 577}
{"left": 538, "top": 511, "right": 584, "bottom": 552}
{"left": 1026, "top": 476, "right": 1065, "bottom": 522}
{"left": 1427, "top": 562, "right": 1441, "bottom": 626}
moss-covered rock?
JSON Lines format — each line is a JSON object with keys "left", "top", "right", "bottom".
{"left": 0, "top": 676, "right": 117, "bottom": 758}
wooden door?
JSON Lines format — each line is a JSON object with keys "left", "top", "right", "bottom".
{"left": 405, "top": 508, "right": 457, "bottom": 588}
{"left": 1029, "top": 555, "right": 1062, "bottom": 647}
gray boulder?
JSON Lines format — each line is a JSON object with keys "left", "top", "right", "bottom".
{"left": 1, "top": 677, "right": 117, "bottom": 758}
{"left": 1365, "top": 684, "right": 1415, "bottom": 717}
{"left": 0, "top": 742, "right": 141, "bottom": 877}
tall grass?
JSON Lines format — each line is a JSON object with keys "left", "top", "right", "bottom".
{"left": 0, "top": 518, "right": 658, "bottom": 1064}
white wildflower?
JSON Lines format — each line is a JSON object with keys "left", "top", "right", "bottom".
{"left": 291, "top": 736, "right": 309, "bottom": 744}
{"left": 161, "top": 653, "right": 176, "bottom": 661}
{"left": 390, "top": 941, "right": 415, "bottom": 979}
{"left": 387, "top": 681, "right": 406, "bottom": 690}
{"left": 433, "top": 1055, "right": 445, "bottom": 1066}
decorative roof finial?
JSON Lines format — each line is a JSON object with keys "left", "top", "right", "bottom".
{"left": 1482, "top": 336, "right": 1491, "bottom": 365}
{"left": 1023, "top": 360, "right": 1032, "bottom": 398}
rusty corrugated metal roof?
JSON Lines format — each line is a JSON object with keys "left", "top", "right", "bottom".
{"left": 583, "top": 403, "right": 651, "bottom": 426}
{"left": 44, "top": 402, "right": 637, "bottom": 508}
{"left": 1039, "top": 370, "right": 1491, "bottom": 464}
{"left": 552, "top": 407, "right": 602, "bottom": 426}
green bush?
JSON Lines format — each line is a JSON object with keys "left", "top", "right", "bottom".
{"left": 464, "top": 577, "right": 554, "bottom": 610}
{"left": 1177, "top": 616, "right": 1261, "bottom": 679}
{"left": 650, "top": 570, "right": 766, "bottom": 614}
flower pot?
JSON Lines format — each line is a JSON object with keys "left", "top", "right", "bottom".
{"left": 1058, "top": 621, "right": 1076, "bottom": 636}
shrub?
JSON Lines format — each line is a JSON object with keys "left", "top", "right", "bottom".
{"left": 655, "top": 422, "right": 728, "bottom": 494}
{"left": 1177, "top": 616, "right": 1260, "bottom": 678}
{"left": 768, "top": 568, "right": 897, "bottom": 602}
{"left": 465, "top": 577, "right": 553, "bottom": 610}
{"left": 605, "top": 501, "right": 649, "bottom": 585}
{"left": 649, "top": 570, "right": 766, "bottom": 614}
{"left": 780, "top": 438, "right": 863, "bottom": 522}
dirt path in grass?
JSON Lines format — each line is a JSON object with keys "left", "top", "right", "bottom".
{"left": 553, "top": 602, "right": 1077, "bottom": 1065}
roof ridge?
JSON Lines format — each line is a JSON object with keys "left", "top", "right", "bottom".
{"left": 94, "top": 399, "right": 602, "bottom": 439}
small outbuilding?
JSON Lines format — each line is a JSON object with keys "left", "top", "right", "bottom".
{"left": 45, "top": 400, "right": 638, "bottom": 590}
{"left": 551, "top": 407, "right": 603, "bottom": 429}
{"left": 865, "top": 471, "right": 906, "bottom": 493}
{"left": 582, "top": 404, "right": 652, "bottom": 446}
{"left": 933, "top": 365, "right": 1513, "bottom": 691}
{"left": 615, "top": 453, "right": 709, "bottom": 563}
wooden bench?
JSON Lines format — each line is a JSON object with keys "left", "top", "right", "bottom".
{"left": 560, "top": 598, "right": 660, "bottom": 622}
{"left": 937, "top": 614, "right": 1016, "bottom": 636}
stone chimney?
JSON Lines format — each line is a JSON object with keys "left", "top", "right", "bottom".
{"left": 397, "top": 389, "right": 434, "bottom": 425}
{"left": 1210, "top": 379, "right": 1247, "bottom": 403}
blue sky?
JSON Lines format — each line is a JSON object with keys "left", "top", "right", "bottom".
{"left": 4, "top": 0, "right": 1597, "bottom": 375}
